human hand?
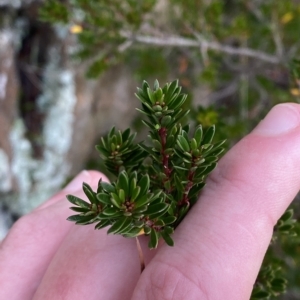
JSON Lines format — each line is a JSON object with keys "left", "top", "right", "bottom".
{"left": 1, "top": 103, "right": 300, "bottom": 300}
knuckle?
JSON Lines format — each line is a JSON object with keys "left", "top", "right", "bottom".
{"left": 144, "top": 260, "right": 209, "bottom": 300}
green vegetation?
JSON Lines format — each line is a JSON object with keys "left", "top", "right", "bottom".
{"left": 41, "top": 1, "right": 300, "bottom": 298}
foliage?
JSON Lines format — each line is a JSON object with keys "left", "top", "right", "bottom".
{"left": 67, "top": 80, "right": 225, "bottom": 248}
{"left": 40, "top": 0, "right": 157, "bottom": 78}
{"left": 41, "top": 1, "right": 300, "bottom": 298}
{"left": 251, "top": 209, "right": 297, "bottom": 299}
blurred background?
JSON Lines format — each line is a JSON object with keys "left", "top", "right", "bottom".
{"left": 0, "top": 0, "right": 299, "bottom": 298}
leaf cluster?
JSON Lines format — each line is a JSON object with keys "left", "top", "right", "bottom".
{"left": 39, "top": 0, "right": 157, "bottom": 77}
{"left": 250, "top": 209, "right": 297, "bottom": 299}
{"left": 67, "top": 80, "right": 225, "bottom": 248}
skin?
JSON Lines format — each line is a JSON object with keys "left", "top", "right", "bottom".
{"left": 1, "top": 103, "right": 300, "bottom": 300}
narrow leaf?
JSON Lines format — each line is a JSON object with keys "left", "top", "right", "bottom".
{"left": 134, "top": 195, "right": 150, "bottom": 209}
{"left": 131, "top": 186, "right": 141, "bottom": 201}
{"left": 96, "top": 193, "right": 111, "bottom": 205}
{"left": 102, "top": 207, "right": 119, "bottom": 216}
{"left": 107, "top": 217, "right": 129, "bottom": 234}
{"left": 118, "top": 171, "right": 129, "bottom": 195}
{"left": 138, "top": 174, "right": 150, "bottom": 196}
{"left": 194, "top": 125, "right": 203, "bottom": 146}
{"left": 177, "top": 135, "right": 190, "bottom": 152}
{"left": 202, "top": 125, "right": 215, "bottom": 145}
{"left": 66, "top": 195, "right": 90, "bottom": 209}
{"left": 83, "top": 182, "right": 97, "bottom": 204}
{"left": 100, "top": 182, "right": 115, "bottom": 193}
{"left": 161, "top": 232, "right": 174, "bottom": 246}
{"left": 146, "top": 203, "right": 169, "bottom": 216}
{"left": 149, "top": 228, "right": 158, "bottom": 249}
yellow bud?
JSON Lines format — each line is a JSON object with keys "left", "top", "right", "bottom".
{"left": 281, "top": 12, "right": 294, "bottom": 24}
{"left": 290, "top": 88, "right": 300, "bottom": 96}
{"left": 138, "top": 229, "right": 145, "bottom": 236}
{"left": 70, "top": 24, "right": 83, "bottom": 34}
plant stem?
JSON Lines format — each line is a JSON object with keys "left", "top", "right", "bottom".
{"left": 158, "top": 127, "right": 172, "bottom": 181}
{"left": 178, "top": 159, "right": 196, "bottom": 206}
{"left": 135, "top": 236, "right": 145, "bottom": 273}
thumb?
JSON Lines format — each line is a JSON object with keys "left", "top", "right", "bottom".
{"left": 132, "top": 103, "right": 300, "bottom": 300}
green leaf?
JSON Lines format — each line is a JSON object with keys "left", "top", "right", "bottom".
{"left": 122, "top": 227, "right": 143, "bottom": 237}
{"left": 190, "top": 138, "right": 198, "bottom": 151}
{"left": 117, "top": 218, "right": 134, "bottom": 234}
{"left": 251, "top": 289, "right": 270, "bottom": 299}
{"left": 188, "top": 183, "right": 205, "bottom": 199}
{"left": 202, "top": 125, "right": 215, "bottom": 145}
{"left": 118, "top": 189, "right": 126, "bottom": 202}
{"left": 138, "top": 174, "right": 150, "bottom": 196}
{"left": 161, "top": 216, "right": 177, "bottom": 225}
{"left": 280, "top": 209, "right": 293, "bottom": 222}
{"left": 278, "top": 224, "right": 293, "bottom": 231}
{"left": 133, "top": 205, "right": 148, "bottom": 213}
{"left": 98, "top": 212, "right": 122, "bottom": 220}
{"left": 107, "top": 217, "right": 131, "bottom": 234}
{"left": 154, "top": 79, "right": 159, "bottom": 91}
{"left": 171, "top": 94, "right": 187, "bottom": 110}
{"left": 67, "top": 215, "right": 84, "bottom": 222}
{"left": 101, "top": 182, "right": 115, "bottom": 193}
{"left": 146, "top": 203, "right": 169, "bottom": 216}
{"left": 67, "top": 214, "right": 95, "bottom": 225}
{"left": 161, "top": 232, "right": 174, "bottom": 246}
{"left": 149, "top": 228, "right": 158, "bottom": 249}
{"left": 97, "top": 179, "right": 103, "bottom": 194}
{"left": 152, "top": 139, "right": 162, "bottom": 151}
{"left": 66, "top": 195, "right": 90, "bottom": 209}
{"left": 95, "top": 220, "right": 111, "bottom": 230}
{"left": 144, "top": 226, "right": 151, "bottom": 235}
{"left": 70, "top": 207, "right": 88, "bottom": 213}
{"left": 165, "top": 80, "right": 178, "bottom": 102}
{"left": 129, "top": 177, "right": 137, "bottom": 196}
{"left": 148, "top": 190, "right": 163, "bottom": 203}
{"left": 96, "top": 193, "right": 111, "bottom": 205}
{"left": 201, "top": 162, "right": 217, "bottom": 176}
{"left": 134, "top": 195, "right": 150, "bottom": 208}
{"left": 177, "top": 135, "right": 190, "bottom": 152}
{"left": 161, "top": 115, "right": 172, "bottom": 127}
{"left": 102, "top": 207, "right": 119, "bottom": 216}
{"left": 147, "top": 88, "right": 156, "bottom": 104}
{"left": 203, "top": 147, "right": 224, "bottom": 157}
{"left": 194, "top": 125, "right": 203, "bottom": 146}
{"left": 116, "top": 130, "right": 123, "bottom": 145}
{"left": 164, "top": 226, "right": 174, "bottom": 235}
{"left": 131, "top": 186, "right": 141, "bottom": 201}
{"left": 111, "top": 192, "right": 122, "bottom": 207}
{"left": 118, "top": 171, "right": 129, "bottom": 195}
{"left": 82, "top": 182, "right": 97, "bottom": 204}
{"left": 155, "top": 219, "right": 165, "bottom": 226}
{"left": 154, "top": 88, "right": 163, "bottom": 101}
{"left": 142, "top": 80, "right": 150, "bottom": 94}
{"left": 95, "top": 145, "right": 110, "bottom": 157}
{"left": 122, "top": 128, "right": 131, "bottom": 141}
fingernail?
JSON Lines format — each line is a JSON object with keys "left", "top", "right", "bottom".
{"left": 63, "top": 170, "right": 91, "bottom": 192}
{"left": 253, "top": 104, "right": 300, "bottom": 136}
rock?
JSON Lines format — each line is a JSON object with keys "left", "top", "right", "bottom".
{"left": 0, "top": 1, "right": 138, "bottom": 239}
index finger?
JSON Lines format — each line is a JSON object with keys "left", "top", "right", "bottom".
{"left": 0, "top": 170, "right": 104, "bottom": 300}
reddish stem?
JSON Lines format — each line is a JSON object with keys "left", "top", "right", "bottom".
{"left": 158, "top": 127, "right": 172, "bottom": 179}
{"left": 178, "top": 159, "right": 196, "bottom": 206}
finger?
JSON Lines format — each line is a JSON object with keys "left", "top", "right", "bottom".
{"left": 132, "top": 103, "right": 300, "bottom": 300}
{"left": 32, "top": 211, "right": 157, "bottom": 299}
{"left": 32, "top": 226, "right": 141, "bottom": 300}
{"left": 0, "top": 170, "right": 104, "bottom": 300}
